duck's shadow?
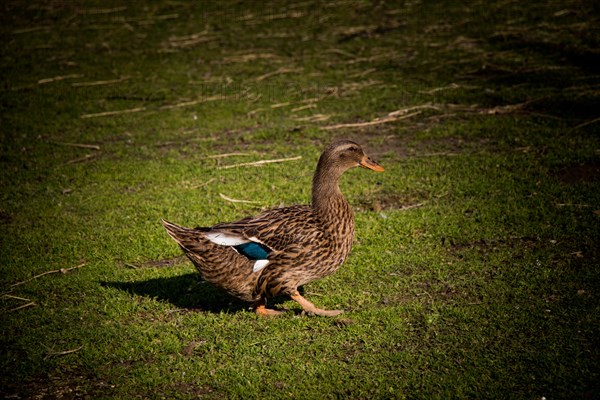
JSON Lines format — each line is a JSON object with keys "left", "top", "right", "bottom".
{"left": 101, "top": 273, "right": 290, "bottom": 314}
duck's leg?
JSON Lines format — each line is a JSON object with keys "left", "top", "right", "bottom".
{"left": 252, "top": 297, "right": 283, "bottom": 317}
{"left": 290, "top": 290, "right": 343, "bottom": 317}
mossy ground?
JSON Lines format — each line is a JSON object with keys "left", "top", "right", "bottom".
{"left": 1, "top": 1, "right": 599, "bottom": 398}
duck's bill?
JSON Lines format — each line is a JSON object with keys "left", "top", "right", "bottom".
{"left": 359, "top": 156, "right": 384, "bottom": 172}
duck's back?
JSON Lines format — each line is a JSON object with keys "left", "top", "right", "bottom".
{"left": 212, "top": 205, "right": 321, "bottom": 251}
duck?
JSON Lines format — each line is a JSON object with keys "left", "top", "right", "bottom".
{"left": 162, "top": 140, "right": 384, "bottom": 316}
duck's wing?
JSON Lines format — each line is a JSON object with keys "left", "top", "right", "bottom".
{"left": 200, "top": 205, "right": 322, "bottom": 271}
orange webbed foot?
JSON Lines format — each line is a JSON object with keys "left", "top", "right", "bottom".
{"left": 290, "top": 291, "right": 344, "bottom": 317}
{"left": 253, "top": 298, "right": 284, "bottom": 317}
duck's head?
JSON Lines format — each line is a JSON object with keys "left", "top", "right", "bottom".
{"left": 312, "top": 140, "right": 384, "bottom": 209}
{"left": 318, "top": 140, "right": 384, "bottom": 175}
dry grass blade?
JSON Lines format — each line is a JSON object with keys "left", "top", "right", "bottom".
{"left": 166, "top": 33, "right": 214, "bottom": 49}
{"left": 9, "top": 302, "right": 37, "bottom": 312}
{"left": 38, "top": 74, "right": 84, "bottom": 85}
{"left": 247, "top": 107, "right": 268, "bottom": 116}
{"left": 76, "top": 6, "right": 126, "bottom": 14}
{"left": 2, "top": 294, "right": 33, "bottom": 302}
{"left": 219, "top": 156, "right": 302, "bottom": 169}
{"left": 50, "top": 142, "right": 101, "bottom": 150}
{"left": 180, "top": 177, "right": 216, "bottom": 189}
{"left": 80, "top": 107, "right": 145, "bottom": 119}
{"left": 222, "top": 53, "right": 280, "bottom": 63}
{"left": 293, "top": 114, "right": 332, "bottom": 122}
{"left": 481, "top": 102, "right": 528, "bottom": 115}
{"left": 249, "top": 98, "right": 321, "bottom": 115}
{"left": 421, "top": 84, "right": 459, "bottom": 95}
{"left": 348, "top": 68, "right": 377, "bottom": 78}
{"left": 72, "top": 76, "right": 129, "bottom": 87}
{"left": 419, "top": 152, "right": 461, "bottom": 157}
{"left": 3, "top": 293, "right": 37, "bottom": 312}
{"left": 160, "top": 95, "right": 227, "bottom": 110}
{"left": 388, "top": 104, "right": 441, "bottom": 116}
{"left": 572, "top": 116, "right": 600, "bottom": 130}
{"left": 322, "top": 111, "right": 421, "bottom": 130}
{"left": 10, "top": 263, "right": 86, "bottom": 288}
{"left": 219, "top": 193, "right": 260, "bottom": 204}
{"left": 255, "top": 67, "right": 302, "bottom": 82}
{"left": 207, "top": 152, "right": 256, "bottom": 159}
{"left": 291, "top": 104, "right": 317, "bottom": 112}
{"left": 169, "top": 30, "right": 209, "bottom": 43}
{"left": 45, "top": 346, "right": 83, "bottom": 359}
{"left": 398, "top": 202, "right": 427, "bottom": 211}
{"left": 63, "top": 154, "right": 98, "bottom": 165}
{"left": 12, "top": 26, "right": 51, "bottom": 34}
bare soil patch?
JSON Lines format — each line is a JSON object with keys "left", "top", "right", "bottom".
{"left": 553, "top": 161, "right": 600, "bottom": 184}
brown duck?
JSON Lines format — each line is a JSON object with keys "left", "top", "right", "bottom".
{"left": 162, "top": 140, "right": 384, "bottom": 316}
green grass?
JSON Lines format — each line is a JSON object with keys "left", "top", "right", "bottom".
{"left": 1, "top": 0, "right": 599, "bottom": 398}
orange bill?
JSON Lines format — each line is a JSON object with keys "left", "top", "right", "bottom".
{"left": 359, "top": 156, "right": 384, "bottom": 172}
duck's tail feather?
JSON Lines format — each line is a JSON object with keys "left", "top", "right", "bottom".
{"left": 161, "top": 219, "right": 270, "bottom": 274}
{"left": 161, "top": 219, "right": 205, "bottom": 251}
{"left": 161, "top": 218, "right": 184, "bottom": 240}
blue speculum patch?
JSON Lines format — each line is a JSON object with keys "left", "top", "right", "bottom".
{"left": 234, "top": 242, "right": 270, "bottom": 260}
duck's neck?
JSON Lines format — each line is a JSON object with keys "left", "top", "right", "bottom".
{"left": 311, "top": 164, "right": 352, "bottom": 222}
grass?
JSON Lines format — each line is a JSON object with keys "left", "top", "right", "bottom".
{"left": 1, "top": 0, "right": 599, "bottom": 398}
